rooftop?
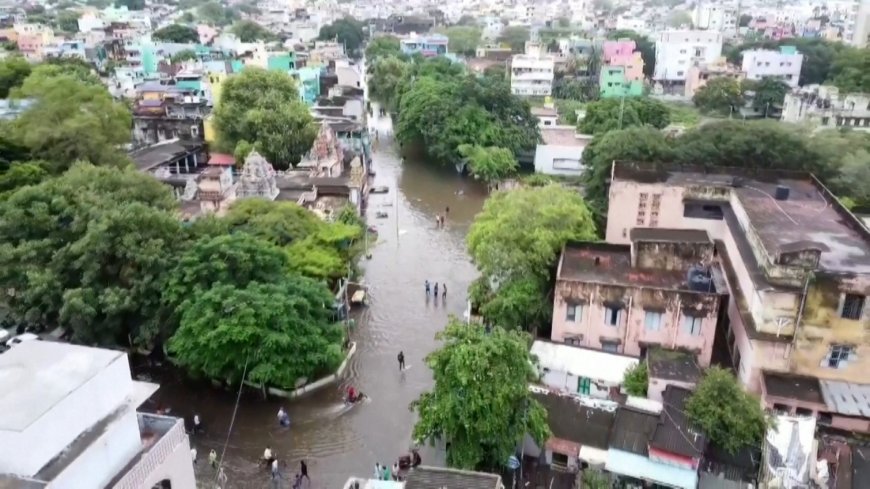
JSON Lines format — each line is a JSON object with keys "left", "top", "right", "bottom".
{"left": 129, "top": 140, "right": 202, "bottom": 172}
{"left": 532, "top": 340, "right": 638, "bottom": 386}
{"left": 651, "top": 386, "right": 707, "bottom": 458}
{"left": 558, "top": 242, "right": 712, "bottom": 291}
{"left": 820, "top": 380, "right": 870, "bottom": 418}
{"left": 763, "top": 372, "right": 825, "bottom": 404}
{"left": 630, "top": 228, "right": 710, "bottom": 244}
{"left": 609, "top": 407, "right": 659, "bottom": 455}
{"left": 612, "top": 163, "right": 870, "bottom": 274}
{"left": 532, "top": 390, "right": 615, "bottom": 450}
{"left": 531, "top": 106, "right": 558, "bottom": 118}
{"left": 647, "top": 348, "right": 702, "bottom": 383}
{"left": 0, "top": 342, "right": 122, "bottom": 432}
{"left": 854, "top": 446, "right": 870, "bottom": 489}
{"left": 404, "top": 466, "right": 502, "bottom": 489}
{"left": 540, "top": 126, "right": 588, "bottom": 147}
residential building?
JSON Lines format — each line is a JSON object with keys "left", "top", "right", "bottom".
{"left": 781, "top": 85, "right": 870, "bottom": 132}
{"left": 0, "top": 341, "right": 196, "bottom": 488}
{"left": 309, "top": 41, "right": 346, "bottom": 64}
{"left": 510, "top": 45, "right": 555, "bottom": 97}
{"left": 400, "top": 33, "right": 448, "bottom": 57}
{"left": 653, "top": 30, "right": 723, "bottom": 83}
{"left": 693, "top": 3, "right": 738, "bottom": 32}
{"left": 599, "top": 66, "right": 644, "bottom": 98}
{"left": 741, "top": 46, "right": 804, "bottom": 88}
{"left": 14, "top": 23, "right": 54, "bottom": 61}
{"left": 530, "top": 105, "right": 558, "bottom": 127}
{"left": 602, "top": 39, "right": 644, "bottom": 81}
{"left": 604, "top": 162, "right": 870, "bottom": 425}
{"left": 533, "top": 126, "right": 591, "bottom": 176}
{"left": 131, "top": 81, "right": 210, "bottom": 148}
{"left": 848, "top": 0, "right": 870, "bottom": 47}
{"left": 291, "top": 66, "right": 323, "bottom": 104}
{"left": 531, "top": 340, "right": 639, "bottom": 399}
{"left": 645, "top": 347, "right": 701, "bottom": 402}
{"left": 684, "top": 57, "right": 744, "bottom": 98}
{"left": 343, "top": 466, "right": 504, "bottom": 488}
{"left": 551, "top": 229, "right": 727, "bottom": 367}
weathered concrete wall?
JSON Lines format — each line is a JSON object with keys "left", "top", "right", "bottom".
{"left": 633, "top": 241, "right": 715, "bottom": 271}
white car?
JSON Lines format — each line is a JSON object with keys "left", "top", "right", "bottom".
{"left": 6, "top": 333, "right": 40, "bottom": 348}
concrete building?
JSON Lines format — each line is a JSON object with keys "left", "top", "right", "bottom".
{"left": 510, "top": 44, "right": 555, "bottom": 97}
{"left": 604, "top": 162, "right": 870, "bottom": 428}
{"left": 533, "top": 126, "right": 591, "bottom": 176}
{"left": 684, "top": 57, "right": 744, "bottom": 98}
{"left": 600, "top": 66, "right": 644, "bottom": 98}
{"left": 653, "top": 31, "right": 723, "bottom": 83}
{"left": 0, "top": 341, "right": 196, "bottom": 488}
{"left": 848, "top": 0, "right": 870, "bottom": 47}
{"left": 400, "top": 33, "right": 448, "bottom": 57}
{"left": 781, "top": 85, "right": 870, "bottom": 132}
{"left": 343, "top": 466, "right": 503, "bottom": 488}
{"left": 531, "top": 340, "right": 639, "bottom": 399}
{"left": 741, "top": 46, "right": 803, "bottom": 88}
{"left": 693, "top": 3, "right": 738, "bottom": 32}
{"left": 550, "top": 228, "right": 727, "bottom": 367}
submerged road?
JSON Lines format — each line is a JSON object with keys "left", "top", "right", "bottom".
{"left": 142, "top": 110, "right": 487, "bottom": 488}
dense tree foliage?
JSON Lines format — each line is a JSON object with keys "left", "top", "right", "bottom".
{"left": 364, "top": 35, "right": 402, "bottom": 64}
{"left": 0, "top": 57, "right": 32, "bottom": 98}
{"left": 622, "top": 363, "right": 648, "bottom": 396}
{"left": 367, "top": 56, "right": 409, "bottom": 111}
{"left": 213, "top": 68, "right": 317, "bottom": 170}
{"left": 579, "top": 97, "right": 671, "bottom": 134}
{"left": 666, "top": 10, "right": 692, "bottom": 27}
{"left": 196, "top": 1, "right": 238, "bottom": 26}
{"left": 828, "top": 47, "right": 870, "bottom": 93}
{"left": 55, "top": 11, "right": 80, "bottom": 33}
{"left": 458, "top": 144, "right": 518, "bottom": 185}
{"left": 318, "top": 17, "right": 365, "bottom": 55}
{"left": 0, "top": 165, "right": 180, "bottom": 345}
{"left": 687, "top": 367, "right": 770, "bottom": 454}
{"left": 153, "top": 24, "right": 200, "bottom": 43}
{"left": 168, "top": 279, "right": 344, "bottom": 388}
{"left": 607, "top": 30, "right": 654, "bottom": 77}
{"left": 467, "top": 185, "right": 596, "bottom": 330}
{"left": 412, "top": 320, "right": 550, "bottom": 469}
{"left": 692, "top": 77, "right": 744, "bottom": 114}
{"left": 231, "top": 20, "right": 275, "bottom": 42}
{"left": 437, "top": 25, "right": 482, "bottom": 56}
{"left": 742, "top": 78, "right": 789, "bottom": 113}
{"left": 170, "top": 49, "right": 198, "bottom": 64}
{"left": 497, "top": 26, "right": 530, "bottom": 53}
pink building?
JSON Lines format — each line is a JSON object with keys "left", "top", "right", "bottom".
{"left": 602, "top": 39, "right": 644, "bottom": 81}
{"left": 551, "top": 229, "right": 725, "bottom": 367}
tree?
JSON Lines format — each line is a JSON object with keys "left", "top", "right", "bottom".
{"left": 692, "top": 77, "right": 744, "bottom": 114}
{"left": 622, "top": 363, "right": 648, "bottom": 396}
{"left": 0, "top": 56, "right": 32, "bottom": 98}
{"left": 456, "top": 15, "right": 477, "bottom": 26}
{"left": 686, "top": 367, "right": 771, "bottom": 454}
{"left": 579, "top": 97, "right": 671, "bottom": 134}
{"left": 742, "top": 78, "right": 789, "bottom": 114}
{"left": 0, "top": 161, "right": 47, "bottom": 199}
{"left": 196, "top": 1, "right": 237, "bottom": 25}
{"left": 832, "top": 149, "right": 870, "bottom": 209}
{"left": 32, "top": 59, "right": 102, "bottom": 87}
{"left": 411, "top": 320, "right": 550, "bottom": 470}
{"left": 56, "top": 11, "right": 80, "bottom": 33}
{"left": 829, "top": 47, "right": 870, "bottom": 93}
{"left": 364, "top": 35, "right": 402, "bottom": 63}
{"left": 318, "top": 17, "right": 365, "bottom": 55}
{"left": 231, "top": 20, "right": 274, "bottom": 42}
{"left": 607, "top": 30, "right": 654, "bottom": 77}
{"left": 10, "top": 70, "right": 131, "bottom": 172}
{"left": 438, "top": 26, "right": 482, "bottom": 56}
{"left": 170, "top": 49, "right": 198, "bottom": 64}
{"left": 0, "top": 164, "right": 180, "bottom": 345}
{"left": 482, "top": 64, "right": 506, "bottom": 80}
{"left": 368, "top": 56, "right": 410, "bottom": 110}
{"left": 667, "top": 10, "right": 692, "bottom": 27}
{"left": 497, "top": 26, "right": 530, "bottom": 53}
{"left": 725, "top": 38, "right": 846, "bottom": 86}
{"left": 738, "top": 14, "right": 753, "bottom": 27}
{"left": 458, "top": 144, "right": 518, "bottom": 185}
{"left": 213, "top": 68, "right": 316, "bottom": 170}
{"left": 168, "top": 279, "right": 344, "bottom": 388}
{"left": 153, "top": 24, "right": 200, "bottom": 43}
{"left": 115, "top": 0, "right": 144, "bottom": 10}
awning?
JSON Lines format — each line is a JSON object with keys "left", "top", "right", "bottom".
{"left": 579, "top": 446, "right": 608, "bottom": 466}
{"left": 606, "top": 449, "right": 697, "bottom": 489}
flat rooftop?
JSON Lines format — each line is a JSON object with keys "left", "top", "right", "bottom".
{"left": 540, "top": 126, "right": 588, "bottom": 147}
{"left": 613, "top": 163, "right": 870, "bottom": 273}
{"left": 647, "top": 348, "right": 702, "bottom": 383}
{"left": 630, "top": 228, "right": 710, "bottom": 244}
{"left": 0, "top": 342, "right": 123, "bottom": 432}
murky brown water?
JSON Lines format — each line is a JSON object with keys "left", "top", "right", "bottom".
{"left": 141, "top": 111, "right": 486, "bottom": 488}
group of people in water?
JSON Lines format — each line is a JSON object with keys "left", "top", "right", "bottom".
{"left": 373, "top": 449, "right": 422, "bottom": 482}
{"left": 424, "top": 280, "right": 446, "bottom": 299}
{"left": 435, "top": 206, "right": 449, "bottom": 228}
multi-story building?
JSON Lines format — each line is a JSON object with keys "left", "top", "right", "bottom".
{"left": 781, "top": 85, "right": 870, "bottom": 132}
{"left": 0, "top": 341, "right": 196, "bottom": 488}
{"left": 693, "top": 3, "right": 738, "bottom": 32}
{"left": 131, "top": 81, "right": 210, "bottom": 148}
{"left": 551, "top": 228, "right": 727, "bottom": 367}
{"left": 400, "top": 32, "right": 448, "bottom": 57}
{"left": 684, "top": 56, "right": 744, "bottom": 98}
{"left": 653, "top": 30, "right": 723, "bottom": 84}
{"left": 13, "top": 23, "right": 55, "bottom": 61}
{"left": 741, "top": 46, "right": 803, "bottom": 88}
{"left": 599, "top": 39, "right": 644, "bottom": 98}
{"left": 604, "top": 162, "right": 870, "bottom": 432}
{"left": 510, "top": 43, "right": 555, "bottom": 97}
{"left": 853, "top": 0, "right": 870, "bottom": 47}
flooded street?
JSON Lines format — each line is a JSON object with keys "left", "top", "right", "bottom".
{"left": 143, "top": 111, "right": 487, "bottom": 488}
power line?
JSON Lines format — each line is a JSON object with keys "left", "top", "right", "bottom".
{"left": 213, "top": 354, "right": 251, "bottom": 489}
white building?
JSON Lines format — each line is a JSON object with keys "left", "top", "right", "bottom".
{"left": 510, "top": 44, "right": 555, "bottom": 97}
{"left": 653, "top": 30, "right": 723, "bottom": 82}
{"left": 781, "top": 85, "right": 870, "bottom": 132}
{"left": 853, "top": 0, "right": 870, "bottom": 47}
{"left": 531, "top": 340, "right": 639, "bottom": 398}
{"left": 0, "top": 341, "right": 196, "bottom": 489}
{"left": 693, "top": 3, "right": 738, "bottom": 32}
{"left": 741, "top": 47, "right": 804, "bottom": 88}
{"left": 533, "top": 126, "right": 592, "bottom": 176}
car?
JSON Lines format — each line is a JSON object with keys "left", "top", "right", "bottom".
{"left": 6, "top": 333, "right": 40, "bottom": 348}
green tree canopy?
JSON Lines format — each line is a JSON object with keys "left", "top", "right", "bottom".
{"left": 458, "top": 144, "right": 518, "bottom": 184}
{"left": 213, "top": 68, "right": 316, "bottom": 170}
{"left": 318, "top": 16, "right": 365, "bottom": 55}
{"left": 607, "top": 30, "right": 654, "bottom": 77}
{"left": 692, "top": 77, "right": 744, "bottom": 114}
{"left": 437, "top": 25, "right": 482, "bottom": 56}
{"left": 0, "top": 164, "right": 180, "bottom": 345}
{"left": 412, "top": 319, "right": 550, "bottom": 469}
{"left": 687, "top": 367, "right": 771, "bottom": 454}
{"left": 364, "top": 35, "right": 402, "bottom": 64}
{"left": 10, "top": 69, "right": 131, "bottom": 172}
{"left": 231, "top": 20, "right": 275, "bottom": 42}
{"left": 497, "top": 26, "right": 530, "bottom": 53}
{"left": 56, "top": 11, "right": 80, "bottom": 33}
{"left": 622, "top": 362, "right": 648, "bottom": 396}
{"left": 153, "top": 24, "right": 200, "bottom": 43}
{"left": 829, "top": 47, "right": 870, "bottom": 93}
{"left": 170, "top": 49, "right": 198, "bottom": 64}
{"left": 368, "top": 56, "right": 410, "bottom": 111}
{"left": 725, "top": 38, "right": 847, "bottom": 86}
{"left": 666, "top": 10, "right": 692, "bottom": 27}
{"left": 0, "top": 56, "right": 32, "bottom": 98}
{"left": 742, "top": 78, "right": 789, "bottom": 113}
{"left": 456, "top": 15, "right": 477, "bottom": 26}
{"left": 579, "top": 97, "right": 671, "bottom": 134}
{"left": 0, "top": 161, "right": 48, "bottom": 199}
{"left": 168, "top": 279, "right": 344, "bottom": 388}
{"left": 196, "top": 1, "right": 237, "bottom": 25}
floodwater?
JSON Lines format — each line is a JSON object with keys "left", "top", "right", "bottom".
{"left": 140, "top": 111, "right": 487, "bottom": 488}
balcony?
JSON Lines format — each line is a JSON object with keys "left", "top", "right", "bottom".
{"left": 108, "top": 414, "right": 188, "bottom": 489}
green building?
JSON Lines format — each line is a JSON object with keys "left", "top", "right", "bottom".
{"left": 599, "top": 66, "right": 643, "bottom": 99}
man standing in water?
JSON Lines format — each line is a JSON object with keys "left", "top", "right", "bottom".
{"left": 398, "top": 351, "right": 405, "bottom": 370}
{"left": 300, "top": 459, "right": 310, "bottom": 484}
{"left": 433, "top": 282, "right": 439, "bottom": 298}
{"left": 424, "top": 280, "right": 430, "bottom": 296}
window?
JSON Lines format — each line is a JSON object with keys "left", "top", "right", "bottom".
{"left": 552, "top": 452, "right": 569, "bottom": 467}
{"left": 677, "top": 71, "right": 684, "bottom": 77}
{"left": 645, "top": 311, "right": 662, "bottom": 331}
{"left": 566, "top": 303, "right": 583, "bottom": 322}
{"left": 605, "top": 307, "right": 622, "bottom": 327}
{"left": 682, "top": 315, "right": 702, "bottom": 336}
{"left": 840, "top": 294, "right": 865, "bottom": 320}
{"left": 601, "top": 341, "right": 619, "bottom": 353}
{"left": 824, "top": 344, "right": 855, "bottom": 368}
{"left": 577, "top": 376, "right": 591, "bottom": 395}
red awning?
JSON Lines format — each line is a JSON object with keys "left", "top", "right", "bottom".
{"left": 208, "top": 153, "right": 235, "bottom": 166}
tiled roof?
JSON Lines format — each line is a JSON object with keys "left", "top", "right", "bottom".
{"left": 404, "top": 466, "right": 502, "bottom": 489}
{"left": 532, "top": 390, "right": 615, "bottom": 450}
{"left": 609, "top": 407, "right": 658, "bottom": 455}
{"left": 651, "top": 386, "right": 707, "bottom": 458}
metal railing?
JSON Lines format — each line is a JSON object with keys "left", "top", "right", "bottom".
{"left": 110, "top": 415, "right": 187, "bottom": 489}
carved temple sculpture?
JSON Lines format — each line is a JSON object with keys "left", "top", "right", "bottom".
{"left": 236, "top": 150, "right": 279, "bottom": 200}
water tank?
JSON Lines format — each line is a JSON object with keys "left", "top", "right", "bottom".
{"left": 775, "top": 185, "right": 790, "bottom": 201}
{"left": 687, "top": 265, "right": 713, "bottom": 292}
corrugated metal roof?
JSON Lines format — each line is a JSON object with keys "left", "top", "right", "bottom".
{"left": 404, "top": 466, "right": 501, "bottom": 489}
{"left": 609, "top": 407, "right": 658, "bottom": 455}
{"left": 820, "top": 380, "right": 870, "bottom": 417}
